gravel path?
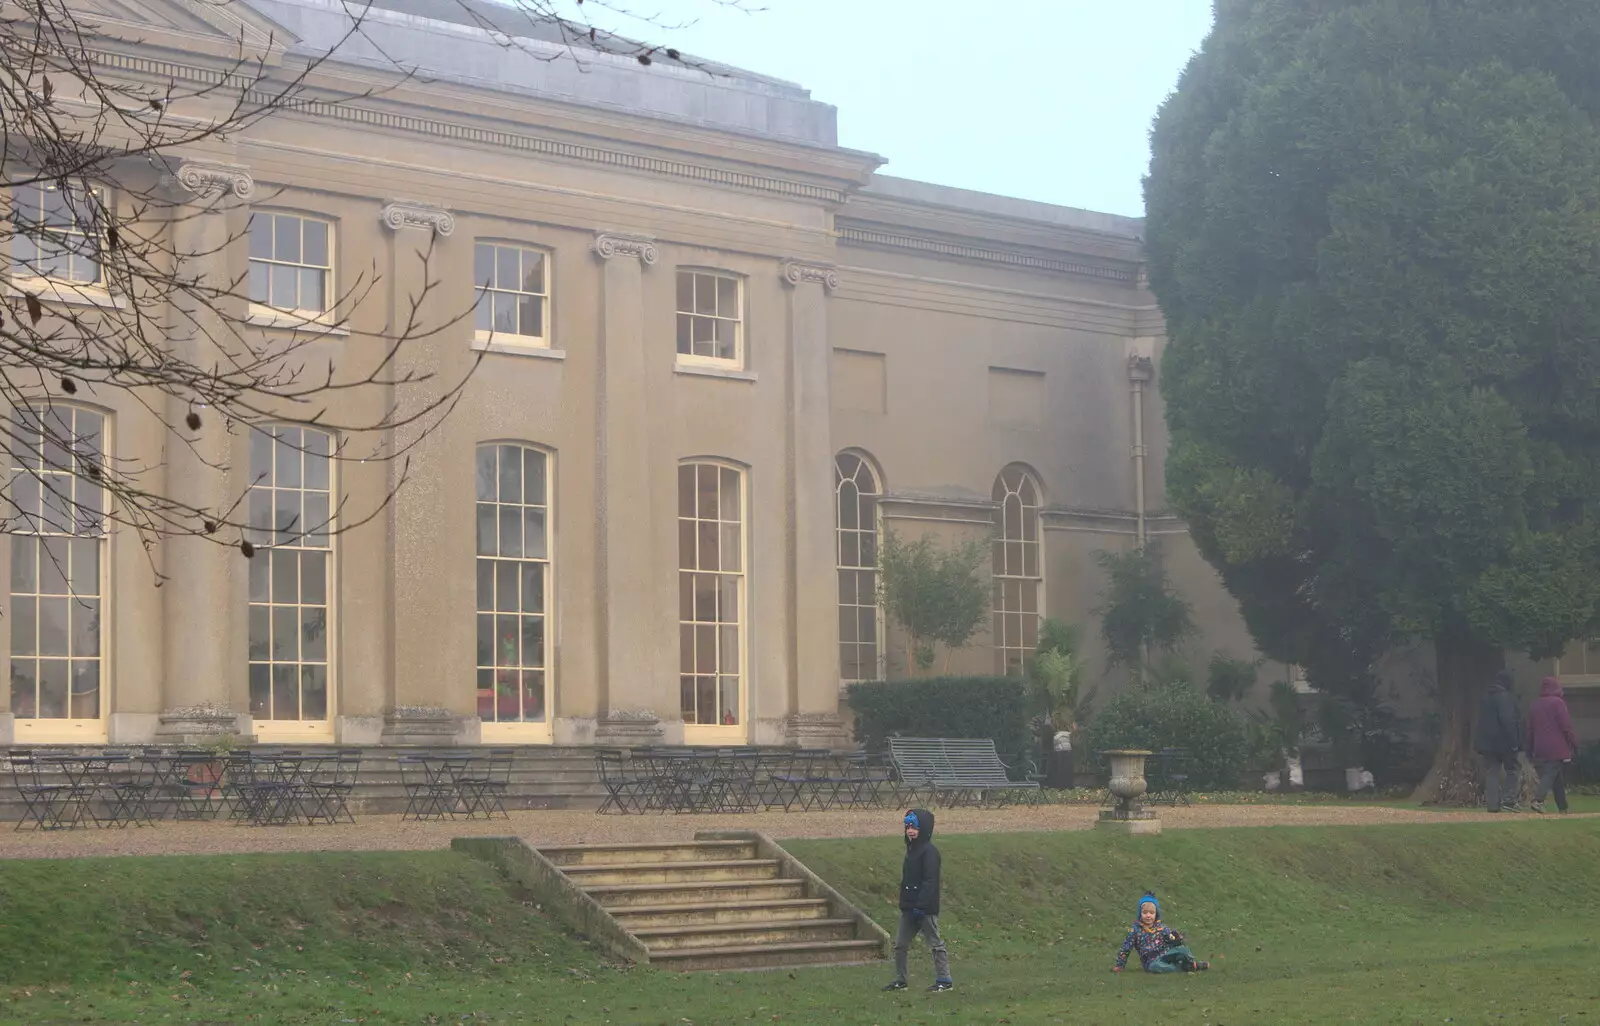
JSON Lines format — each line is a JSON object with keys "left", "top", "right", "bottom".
{"left": 1, "top": 803, "right": 1585, "bottom": 860}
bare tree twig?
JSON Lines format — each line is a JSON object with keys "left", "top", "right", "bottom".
{"left": 1, "top": 0, "right": 719, "bottom": 571}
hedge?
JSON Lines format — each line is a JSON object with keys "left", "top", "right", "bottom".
{"left": 1076, "top": 681, "right": 1251, "bottom": 790}
{"left": 845, "top": 676, "right": 1030, "bottom": 768}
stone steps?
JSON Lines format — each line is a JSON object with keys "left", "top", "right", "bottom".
{"left": 585, "top": 879, "right": 809, "bottom": 908}
{"left": 647, "top": 939, "right": 885, "bottom": 972}
{"left": 560, "top": 858, "right": 782, "bottom": 887}
{"left": 534, "top": 837, "right": 888, "bottom": 972}
{"left": 632, "top": 918, "right": 860, "bottom": 950}
{"left": 540, "top": 840, "right": 755, "bottom": 866}
{"left": 609, "top": 898, "right": 832, "bottom": 928}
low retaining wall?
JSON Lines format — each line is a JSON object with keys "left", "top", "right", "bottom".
{"left": 1, "top": 746, "right": 607, "bottom": 821}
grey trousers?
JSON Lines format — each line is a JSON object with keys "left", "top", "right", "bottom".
{"left": 1534, "top": 760, "right": 1569, "bottom": 812}
{"left": 1481, "top": 751, "right": 1520, "bottom": 811}
{"left": 892, "top": 911, "right": 951, "bottom": 983}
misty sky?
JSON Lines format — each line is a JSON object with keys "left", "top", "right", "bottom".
{"left": 648, "top": 1, "right": 1216, "bottom": 217}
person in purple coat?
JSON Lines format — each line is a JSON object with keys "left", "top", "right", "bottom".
{"left": 1526, "top": 676, "right": 1579, "bottom": 814}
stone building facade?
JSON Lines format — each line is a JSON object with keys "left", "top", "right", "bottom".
{"left": 2, "top": 0, "right": 1278, "bottom": 749}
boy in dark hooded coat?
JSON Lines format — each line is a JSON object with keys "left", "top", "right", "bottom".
{"left": 882, "top": 808, "right": 953, "bottom": 992}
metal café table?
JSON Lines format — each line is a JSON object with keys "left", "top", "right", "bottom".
{"left": 225, "top": 750, "right": 346, "bottom": 826}
{"left": 399, "top": 752, "right": 486, "bottom": 820}
{"left": 150, "top": 751, "right": 230, "bottom": 821}
{"left": 39, "top": 753, "right": 132, "bottom": 828}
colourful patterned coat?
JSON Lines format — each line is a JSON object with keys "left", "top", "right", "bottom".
{"left": 1115, "top": 922, "right": 1185, "bottom": 970}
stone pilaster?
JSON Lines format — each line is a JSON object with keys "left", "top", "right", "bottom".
{"left": 155, "top": 161, "right": 254, "bottom": 741}
{"left": 379, "top": 706, "right": 463, "bottom": 746}
{"left": 156, "top": 706, "right": 253, "bottom": 745}
{"left": 379, "top": 200, "right": 456, "bottom": 237}
{"left": 593, "top": 710, "right": 665, "bottom": 746}
{"left": 592, "top": 232, "right": 670, "bottom": 743}
{"left": 378, "top": 198, "right": 456, "bottom": 743}
{"left": 780, "top": 711, "right": 850, "bottom": 750}
{"left": 780, "top": 260, "right": 844, "bottom": 740}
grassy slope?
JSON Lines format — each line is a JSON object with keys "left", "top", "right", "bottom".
{"left": 2, "top": 821, "right": 1598, "bottom": 1024}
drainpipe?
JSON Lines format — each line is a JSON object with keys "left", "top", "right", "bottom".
{"left": 1127, "top": 354, "right": 1155, "bottom": 549}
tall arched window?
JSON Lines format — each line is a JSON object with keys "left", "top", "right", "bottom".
{"left": 247, "top": 426, "right": 334, "bottom": 727}
{"left": 835, "top": 451, "right": 883, "bottom": 684}
{"left": 8, "top": 404, "right": 107, "bottom": 731}
{"left": 992, "top": 464, "right": 1042, "bottom": 676}
{"left": 678, "top": 460, "right": 745, "bottom": 730}
{"left": 475, "top": 443, "right": 551, "bottom": 727}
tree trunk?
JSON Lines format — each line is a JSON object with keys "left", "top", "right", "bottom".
{"left": 1410, "top": 629, "right": 1502, "bottom": 806}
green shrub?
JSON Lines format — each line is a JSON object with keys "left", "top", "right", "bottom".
{"left": 846, "top": 676, "right": 1029, "bottom": 768}
{"left": 1206, "top": 651, "right": 1261, "bottom": 703}
{"left": 1077, "top": 680, "right": 1251, "bottom": 789}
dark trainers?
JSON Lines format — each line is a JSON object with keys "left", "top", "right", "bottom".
{"left": 928, "top": 980, "right": 954, "bottom": 992}
{"left": 881, "top": 981, "right": 907, "bottom": 991}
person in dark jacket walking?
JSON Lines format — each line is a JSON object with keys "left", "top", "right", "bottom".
{"left": 1474, "top": 669, "right": 1524, "bottom": 813}
{"left": 1526, "top": 676, "right": 1579, "bottom": 814}
{"left": 882, "top": 809, "right": 952, "bottom": 992}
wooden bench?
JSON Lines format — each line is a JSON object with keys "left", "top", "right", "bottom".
{"left": 887, "top": 737, "right": 1040, "bottom": 807}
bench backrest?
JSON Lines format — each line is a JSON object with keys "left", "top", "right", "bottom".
{"left": 888, "top": 736, "right": 1012, "bottom": 784}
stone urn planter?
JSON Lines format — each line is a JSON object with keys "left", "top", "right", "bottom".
{"left": 1096, "top": 749, "right": 1160, "bottom": 835}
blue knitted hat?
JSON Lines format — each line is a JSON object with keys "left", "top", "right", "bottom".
{"left": 904, "top": 811, "right": 920, "bottom": 829}
{"left": 1137, "top": 893, "right": 1160, "bottom": 918}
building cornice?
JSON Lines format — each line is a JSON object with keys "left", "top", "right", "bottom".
{"left": 878, "top": 492, "right": 996, "bottom": 526}
{"left": 89, "top": 46, "right": 875, "bottom": 206}
{"left": 1041, "top": 508, "right": 1188, "bottom": 536}
{"left": 879, "top": 494, "right": 1190, "bottom": 537}
{"left": 837, "top": 221, "right": 1139, "bottom": 286}
{"left": 240, "top": 139, "right": 838, "bottom": 265}
{"left": 836, "top": 265, "right": 1152, "bottom": 335}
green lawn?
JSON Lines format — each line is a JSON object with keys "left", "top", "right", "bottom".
{"left": 2, "top": 819, "right": 1597, "bottom": 1024}
{"left": 1009, "top": 786, "right": 1600, "bottom": 812}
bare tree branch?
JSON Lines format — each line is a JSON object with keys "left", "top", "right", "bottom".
{"left": 1, "top": 0, "right": 723, "bottom": 576}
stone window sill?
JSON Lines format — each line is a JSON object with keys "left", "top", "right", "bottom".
{"left": 3, "top": 276, "right": 126, "bottom": 310}
{"left": 674, "top": 362, "right": 758, "bottom": 383}
{"left": 470, "top": 336, "right": 567, "bottom": 361}
{"left": 246, "top": 305, "right": 350, "bottom": 336}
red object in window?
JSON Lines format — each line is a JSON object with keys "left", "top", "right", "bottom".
{"left": 722, "top": 708, "right": 735, "bottom": 725}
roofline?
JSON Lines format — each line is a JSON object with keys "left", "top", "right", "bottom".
{"left": 861, "top": 175, "right": 1144, "bottom": 240}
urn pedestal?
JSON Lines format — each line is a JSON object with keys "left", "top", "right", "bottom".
{"left": 1096, "top": 749, "right": 1161, "bottom": 835}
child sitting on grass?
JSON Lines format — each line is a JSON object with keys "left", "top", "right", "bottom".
{"left": 1113, "top": 892, "right": 1210, "bottom": 974}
